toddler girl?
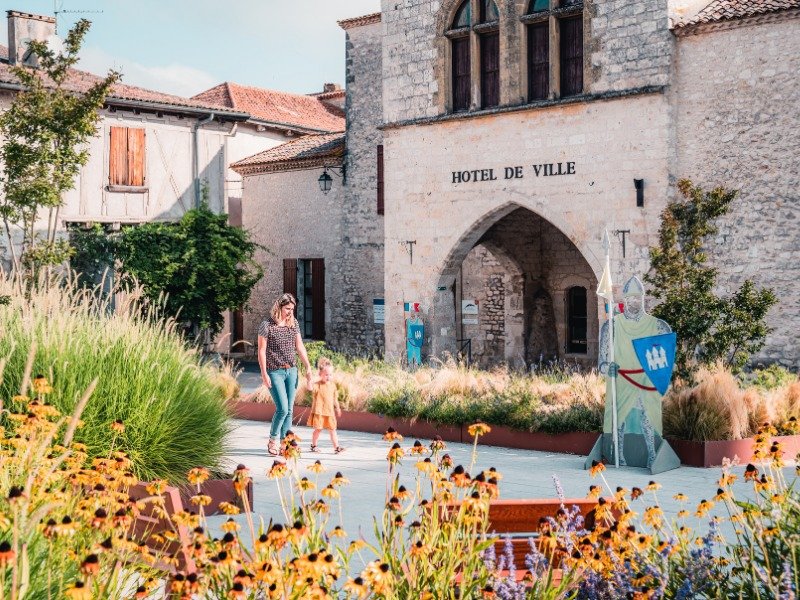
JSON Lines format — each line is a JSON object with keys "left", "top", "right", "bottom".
{"left": 307, "top": 358, "right": 345, "bottom": 453}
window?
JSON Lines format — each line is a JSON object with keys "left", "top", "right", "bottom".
{"left": 284, "top": 258, "right": 325, "bottom": 340}
{"left": 109, "top": 126, "right": 146, "bottom": 187}
{"left": 523, "top": 0, "right": 584, "bottom": 101}
{"left": 446, "top": 0, "right": 500, "bottom": 112}
{"left": 566, "top": 286, "right": 588, "bottom": 354}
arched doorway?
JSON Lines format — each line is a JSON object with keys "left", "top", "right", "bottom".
{"left": 432, "top": 205, "right": 598, "bottom": 368}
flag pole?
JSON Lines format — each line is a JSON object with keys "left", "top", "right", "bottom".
{"left": 602, "top": 231, "right": 620, "bottom": 468}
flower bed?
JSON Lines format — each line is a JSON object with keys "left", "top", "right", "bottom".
{"left": 232, "top": 399, "right": 800, "bottom": 467}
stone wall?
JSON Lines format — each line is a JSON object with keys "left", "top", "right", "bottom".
{"left": 331, "top": 20, "right": 386, "bottom": 354}
{"left": 588, "top": 0, "right": 673, "bottom": 92}
{"left": 240, "top": 167, "right": 344, "bottom": 347}
{"left": 380, "top": 0, "right": 674, "bottom": 124}
{"left": 381, "top": 90, "right": 671, "bottom": 361}
{"left": 673, "top": 15, "right": 800, "bottom": 367}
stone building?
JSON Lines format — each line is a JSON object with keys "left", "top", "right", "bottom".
{"left": 236, "top": 0, "right": 799, "bottom": 368}
{"left": 0, "top": 10, "right": 345, "bottom": 352}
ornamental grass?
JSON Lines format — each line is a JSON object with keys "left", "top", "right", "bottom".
{"left": 1, "top": 368, "right": 799, "bottom": 598}
{"left": 0, "top": 273, "right": 230, "bottom": 483}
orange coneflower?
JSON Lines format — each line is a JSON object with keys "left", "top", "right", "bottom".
{"left": 410, "top": 440, "right": 427, "bottom": 455}
{"left": 64, "top": 581, "right": 92, "bottom": 600}
{"left": 331, "top": 471, "right": 350, "bottom": 486}
{"left": 589, "top": 460, "right": 605, "bottom": 477}
{"left": 467, "top": 422, "right": 491, "bottom": 437}
{"left": 0, "top": 541, "right": 14, "bottom": 566}
{"left": 382, "top": 427, "right": 403, "bottom": 442}
{"left": 308, "top": 460, "right": 326, "bottom": 474}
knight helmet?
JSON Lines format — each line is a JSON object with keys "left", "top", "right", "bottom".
{"left": 622, "top": 275, "right": 645, "bottom": 298}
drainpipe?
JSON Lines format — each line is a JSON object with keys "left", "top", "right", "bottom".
{"left": 192, "top": 112, "right": 216, "bottom": 208}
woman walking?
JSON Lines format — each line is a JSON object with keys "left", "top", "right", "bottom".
{"left": 258, "top": 293, "right": 313, "bottom": 456}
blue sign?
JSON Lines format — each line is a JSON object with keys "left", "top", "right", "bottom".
{"left": 632, "top": 332, "right": 677, "bottom": 396}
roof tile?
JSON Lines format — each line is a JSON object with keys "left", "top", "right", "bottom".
{"left": 675, "top": 0, "right": 800, "bottom": 28}
{"left": 231, "top": 132, "right": 345, "bottom": 173}
{"left": 193, "top": 82, "right": 345, "bottom": 132}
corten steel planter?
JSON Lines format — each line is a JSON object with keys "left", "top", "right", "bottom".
{"left": 128, "top": 482, "right": 195, "bottom": 573}
{"left": 178, "top": 478, "right": 254, "bottom": 516}
{"left": 230, "top": 400, "right": 596, "bottom": 454}
{"left": 667, "top": 434, "right": 800, "bottom": 468}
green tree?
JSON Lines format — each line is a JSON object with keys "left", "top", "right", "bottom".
{"left": 115, "top": 199, "right": 262, "bottom": 340}
{"left": 0, "top": 20, "right": 119, "bottom": 273}
{"left": 646, "top": 179, "right": 777, "bottom": 379}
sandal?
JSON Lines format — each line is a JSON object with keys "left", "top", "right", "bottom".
{"left": 334, "top": 446, "right": 346, "bottom": 454}
{"left": 267, "top": 440, "right": 279, "bottom": 456}
{"left": 310, "top": 445, "right": 320, "bottom": 453}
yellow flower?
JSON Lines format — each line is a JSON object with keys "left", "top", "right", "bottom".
{"left": 331, "top": 471, "right": 350, "bottom": 486}
{"left": 267, "top": 460, "right": 288, "bottom": 479}
{"left": 713, "top": 488, "right": 730, "bottom": 502}
{"left": 467, "top": 422, "right": 491, "bottom": 437}
{"left": 308, "top": 460, "right": 326, "bottom": 474}
{"left": 410, "top": 440, "right": 427, "bottom": 455}
{"left": 643, "top": 506, "right": 664, "bottom": 528}
{"left": 32, "top": 375, "right": 53, "bottom": 395}
{"left": 645, "top": 480, "right": 661, "bottom": 491}
{"left": 673, "top": 493, "right": 688, "bottom": 502}
{"left": 190, "top": 494, "right": 212, "bottom": 507}
{"left": 110, "top": 420, "right": 125, "bottom": 434}
{"left": 430, "top": 436, "right": 447, "bottom": 452}
{"left": 589, "top": 460, "right": 606, "bottom": 477}
{"left": 396, "top": 485, "right": 412, "bottom": 500}
{"left": 382, "top": 427, "right": 403, "bottom": 442}
{"left": 218, "top": 502, "right": 241, "bottom": 515}
{"left": 187, "top": 467, "right": 210, "bottom": 485}
{"left": 322, "top": 485, "right": 339, "bottom": 499}
{"left": 387, "top": 443, "right": 405, "bottom": 465}
{"left": 695, "top": 499, "right": 715, "bottom": 518}
{"left": 755, "top": 474, "right": 774, "bottom": 492}
{"left": 0, "top": 541, "right": 15, "bottom": 566}
{"left": 329, "top": 525, "right": 347, "bottom": 538}
{"left": 587, "top": 485, "right": 601, "bottom": 500}
{"left": 222, "top": 518, "right": 240, "bottom": 533}
{"left": 343, "top": 576, "right": 368, "bottom": 598}
{"left": 677, "top": 510, "right": 690, "bottom": 519}
{"left": 65, "top": 581, "right": 92, "bottom": 600}
{"left": 297, "top": 477, "right": 316, "bottom": 492}
{"left": 146, "top": 480, "right": 167, "bottom": 495}
{"left": 416, "top": 458, "right": 437, "bottom": 474}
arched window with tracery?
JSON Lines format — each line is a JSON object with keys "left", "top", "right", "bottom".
{"left": 446, "top": 0, "right": 500, "bottom": 112}
{"left": 522, "top": 0, "right": 584, "bottom": 101}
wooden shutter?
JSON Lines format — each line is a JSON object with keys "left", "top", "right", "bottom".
{"left": 310, "top": 258, "right": 326, "bottom": 341}
{"left": 527, "top": 23, "right": 549, "bottom": 100}
{"left": 283, "top": 259, "right": 298, "bottom": 302}
{"left": 451, "top": 37, "right": 471, "bottom": 112}
{"left": 480, "top": 33, "right": 500, "bottom": 108}
{"left": 377, "top": 145, "right": 385, "bottom": 215}
{"left": 127, "top": 128, "right": 145, "bottom": 186}
{"left": 232, "top": 310, "right": 244, "bottom": 348}
{"left": 228, "top": 198, "right": 243, "bottom": 227}
{"left": 559, "top": 16, "right": 583, "bottom": 97}
{"left": 109, "top": 127, "right": 128, "bottom": 185}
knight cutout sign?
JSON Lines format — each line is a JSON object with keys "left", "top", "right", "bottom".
{"left": 585, "top": 237, "right": 681, "bottom": 474}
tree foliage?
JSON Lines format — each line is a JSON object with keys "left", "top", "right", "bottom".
{"left": 71, "top": 199, "right": 262, "bottom": 339}
{"left": 0, "top": 20, "right": 119, "bottom": 272}
{"left": 646, "top": 179, "right": 777, "bottom": 379}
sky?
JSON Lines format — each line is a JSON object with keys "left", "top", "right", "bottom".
{"left": 4, "top": 0, "right": 381, "bottom": 97}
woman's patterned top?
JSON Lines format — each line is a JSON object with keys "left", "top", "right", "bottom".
{"left": 258, "top": 317, "right": 300, "bottom": 370}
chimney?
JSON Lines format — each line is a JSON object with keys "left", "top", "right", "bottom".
{"left": 7, "top": 10, "right": 56, "bottom": 67}
{"left": 322, "top": 83, "right": 341, "bottom": 93}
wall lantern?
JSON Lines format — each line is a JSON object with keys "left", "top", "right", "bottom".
{"left": 634, "top": 178, "right": 644, "bottom": 207}
{"left": 318, "top": 166, "right": 344, "bottom": 195}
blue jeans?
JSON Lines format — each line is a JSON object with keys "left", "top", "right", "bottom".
{"left": 267, "top": 367, "right": 298, "bottom": 440}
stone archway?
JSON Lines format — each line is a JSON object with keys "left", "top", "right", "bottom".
{"left": 431, "top": 204, "right": 599, "bottom": 368}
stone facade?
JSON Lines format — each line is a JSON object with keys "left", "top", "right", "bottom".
{"left": 672, "top": 14, "right": 800, "bottom": 366}
{"left": 330, "top": 19, "right": 386, "bottom": 354}
{"left": 235, "top": 1, "right": 799, "bottom": 368}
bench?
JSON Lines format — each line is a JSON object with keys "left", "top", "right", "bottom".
{"left": 442, "top": 497, "right": 608, "bottom": 585}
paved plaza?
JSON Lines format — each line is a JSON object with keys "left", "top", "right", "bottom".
{"left": 209, "top": 415, "right": 796, "bottom": 556}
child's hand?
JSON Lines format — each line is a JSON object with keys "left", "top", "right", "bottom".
{"left": 336, "top": 407, "right": 342, "bottom": 417}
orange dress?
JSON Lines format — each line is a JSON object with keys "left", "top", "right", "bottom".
{"left": 307, "top": 381, "right": 338, "bottom": 430}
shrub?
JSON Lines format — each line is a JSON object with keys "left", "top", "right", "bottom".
{"left": 0, "top": 274, "right": 230, "bottom": 482}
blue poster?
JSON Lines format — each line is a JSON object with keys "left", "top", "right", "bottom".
{"left": 632, "top": 332, "right": 677, "bottom": 396}
{"left": 406, "top": 319, "right": 424, "bottom": 366}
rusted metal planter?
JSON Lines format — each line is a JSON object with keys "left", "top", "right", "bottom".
{"left": 177, "top": 477, "right": 254, "bottom": 516}
{"left": 667, "top": 434, "right": 800, "bottom": 468}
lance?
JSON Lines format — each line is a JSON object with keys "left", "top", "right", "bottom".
{"left": 598, "top": 230, "right": 620, "bottom": 468}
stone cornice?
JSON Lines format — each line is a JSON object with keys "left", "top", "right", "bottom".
{"left": 338, "top": 12, "right": 381, "bottom": 30}
{"left": 672, "top": 7, "right": 800, "bottom": 36}
{"left": 380, "top": 85, "right": 667, "bottom": 131}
